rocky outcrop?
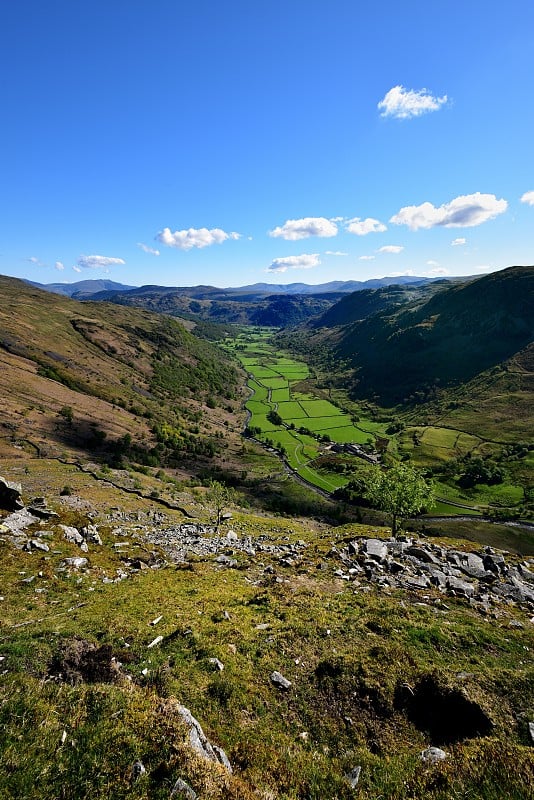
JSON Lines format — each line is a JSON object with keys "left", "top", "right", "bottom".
{"left": 0, "top": 476, "right": 23, "bottom": 511}
{"left": 331, "top": 536, "right": 534, "bottom": 613}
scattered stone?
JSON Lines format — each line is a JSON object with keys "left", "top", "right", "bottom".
{"left": 2, "top": 508, "right": 40, "bottom": 533}
{"left": 27, "top": 497, "right": 59, "bottom": 520}
{"left": 208, "top": 657, "right": 224, "bottom": 672}
{"left": 345, "top": 765, "right": 362, "bottom": 788}
{"left": 175, "top": 704, "right": 232, "bottom": 772}
{"left": 60, "top": 525, "right": 88, "bottom": 552}
{"left": 147, "top": 636, "right": 164, "bottom": 649}
{"left": 170, "top": 778, "right": 197, "bottom": 799}
{"left": 130, "top": 760, "right": 146, "bottom": 781}
{"left": 81, "top": 525, "right": 102, "bottom": 545}
{"left": 271, "top": 670, "right": 291, "bottom": 690}
{"left": 25, "top": 538, "right": 50, "bottom": 552}
{"left": 420, "top": 746, "right": 447, "bottom": 764}
{"left": 60, "top": 557, "right": 89, "bottom": 570}
{"left": 364, "top": 539, "right": 388, "bottom": 562}
{"left": 150, "top": 615, "right": 163, "bottom": 626}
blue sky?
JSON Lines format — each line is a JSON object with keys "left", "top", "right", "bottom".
{"left": 1, "top": 0, "right": 533, "bottom": 288}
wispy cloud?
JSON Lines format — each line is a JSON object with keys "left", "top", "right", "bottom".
{"left": 451, "top": 237, "right": 467, "bottom": 246}
{"left": 346, "top": 217, "right": 387, "bottom": 236}
{"left": 267, "top": 253, "right": 320, "bottom": 273}
{"left": 72, "top": 266, "right": 82, "bottom": 273}
{"left": 137, "top": 242, "right": 160, "bottom": 256}
{"left": 76, "top": 255, "right": 126, "bottom": 269}
{"left": 157, "top": 227, "right": 241, "bottom": 250}
{"left": 390, "top": 192, "right": 507, "bottom": 230}
{"left": 426, "top": 260, "right": 440, "bottom": 267}
{"left": 427, "top": 267, "right": 450, "bottom": 276}
{"left": 269, "top": 217, "right": 338, "bottom": 240}
{"left": 27, "top": 256, "right": 45, "bottom": 266}
{"left": 520, "top": 190, "right": 534, "bottom": 206}
{"left": 378, "top": 245, "right": 404, "bottom": 254}
{"left": 325, "top": 250, "right": 348, "bottom": 256}
{"left": 55, "top": 261, "right": 64, "bottom": 271}
{"left": 359, "top": 255, "right": 375, "bottom": 261}
{"left": 378, "top": 85, "right": 448, "bottom": 119}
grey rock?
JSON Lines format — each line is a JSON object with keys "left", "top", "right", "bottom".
{"left": 528, "top": 721, "right": 534, "bottom": 744}
{"left": 406, "top": 545, "right": 440, "bottom": 564}
{"left": 26, "top": 538, "right": 50, "bottom": 552}
{"left": 208, "top": 657, "right": 224, "bottom": 671}
{"left": 0, "top": 476, "right": 24, "bottom": 511}
{"left": 81, "top": 525, "right": 102, "bottom": 545}
{"left": 447, "top": 576, "right": 475, "bottom": 597}
{"left": 2, "top": 508, "right": 40, "bottom": 533}
{"left": 60, "top": 557, "right": 89, "bottom": 569}
{"left": 170, "top": 778, "right": 197, "bottom": 799}
{"left": 176, "top": 705, "right": 232, "bottom": 772}
{"left": 130, "top": 760, "right": 146, "bottom": 781}
{"left": 60, "top": 525, "right": 89, "bottom": 552}
{"left": 420, "top": 746, "right": 447, "bottom": 764}
{"left": 345, "top": 765, "right": 361, "bottom": 788}
{"left": 364, "top": 539, "right": 388, "bottom": 562}
{"left": 271, "top": 670, "right": 292, "bottom": 690}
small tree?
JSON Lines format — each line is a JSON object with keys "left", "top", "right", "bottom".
{"left": 365, "top": 463, "right": 434, "bottom": 536}
{"left": 203, "top": 480, "right": 237, "bottom": 531}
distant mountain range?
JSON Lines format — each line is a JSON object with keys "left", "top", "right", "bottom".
{"left": 28, "top": 274, "right": 454, "bottom": 300}
{"left": 25, "top": 275, "right": 464, "bottom": 326}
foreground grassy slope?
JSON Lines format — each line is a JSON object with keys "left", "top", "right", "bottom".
{"left": 0, "top": 457, "right": 533, "bottom": 799}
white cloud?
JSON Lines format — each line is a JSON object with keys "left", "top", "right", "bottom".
{"left": 390, "top": 192, "right": 508, "bottom": 230}
{"left": 325, "top": 250, "right": 348, "bottom": 256}
{"left": 427, "top": 267, "right": 450, "bottom": 276}
{"left": 346, "top": 217, "right": 387, "bottom": 236}
{"left": 137, "top": 242, "right": 160, "bottom": 256}
{"left": 28, "top": 256, "right": 45, "bottom": 266}
{"left": 520, "top": 190, "right": 534, "bottom": 206}
{"left": 55, "top": 261, "right": 64, "bottom": 271}
{"left": 426, "top": 260, "right": 440, "bottom": 267}
{"left": 269, "top": 217, "right": 338, "bottom": 240}
{"left": 387, "top": 270, "right": 415, "bottom": 277}
{"left": 378, "top": 245, "right": 404, "bottom": 254}
{"left": 378, "top": 85, "right": 448, "bottom": 119}
{"left": 451, "top": 237, "right": 467, "bottom": 246}
{"left": 72, "top": 266, "right": 82, "bottom": 273}
{"left": 359, "top": 255, "right": 375, "bottom": 261}
{"left": 76, "top": 254, "right": 126, "bottom": 269}
{"left": 267, "top": 253, "right": 320, "bottom": 273}
{"left": 156, "top": 227, "right": 242, "bottom": 250}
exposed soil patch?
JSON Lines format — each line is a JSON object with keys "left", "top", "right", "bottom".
{"left": 395, "top": 673, "right": 494, "bottom": 744}
{"left": 49, "top": 638, "right": 121, "bottom": 684}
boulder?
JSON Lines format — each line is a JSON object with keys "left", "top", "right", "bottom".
{"left": 0, "top": 476, "right": 23, "bottom": 511}
{"left": 271, "top": 670, "right": 292, "bottom": 690}
{"left": 420, "top": 746, "right": 447, "bottom": 764}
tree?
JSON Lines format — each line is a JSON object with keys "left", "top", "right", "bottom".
{"left": 202, "top": 480, "right": 238, "bottom": 531}
{"left": 365, "top": 463, "right": 434, "bottom": 536}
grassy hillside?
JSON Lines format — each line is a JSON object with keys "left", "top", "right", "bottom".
{"left": 0, "top": 275, "right": 244, "bottom": 473}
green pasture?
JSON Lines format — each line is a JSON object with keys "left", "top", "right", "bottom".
{"left": 293, "top": 416, "right": 353, "bottom": 431}
{"left": 246, "top": 399, "right": 271, "bottom": 415}
{"left": 247, "top": 366, "right": 280, "bottom": 378}
{"left": 247, "top": 379, "right": 268, "bottom": 401}
{"left": 299, "top": 399, "right": 344, "bottom": 417}
{"left": 270, "top": 387, "right": 290, "bottom": 403}
{"left": 277, "top": 400, "right": 308, "bottom": 419}
{"left": 258, "top": 377, "right": 289, "bottom": 389}
{"left": 328, "top": 426, "right": 372, "bottom": 445}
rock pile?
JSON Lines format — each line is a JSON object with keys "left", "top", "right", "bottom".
{"left": 331, "top": 536, "right": 534, "bottom": 612}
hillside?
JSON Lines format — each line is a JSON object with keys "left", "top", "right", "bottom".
{"left": 0, "top": 275, "right": 244, "bottom": 473}
{"left": 305, "top": 266, "right": 534, "bottom": 408}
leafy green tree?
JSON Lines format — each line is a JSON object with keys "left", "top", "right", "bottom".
{"left": 365, "top": 463, "right": 434, "bottom": 536}
{"left": 202, "top": 480, "right": 238, "bottom": 530}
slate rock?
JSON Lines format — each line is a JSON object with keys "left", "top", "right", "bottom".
{"left": 170, "top": 778, "right": 197, "bottom": 799}
{"left": 345, "top": 765, "right": 361, "bottom": 788}
{"left": 420, "top": 746, "right": 447, "bottom": 764}
{"left": 60, "top": 557, "right": 89, "bottom": 570}
{"left": 364, "top": 539, "right": 388, "bottom": 562}
{"left": 0, "top": 476, "right": 24, "bottom": 511}
{"left": 446, "top": 576, "right": 475, "bottom": 597}
{"left": 176, "top": 705, "right": 232, "bottom": 772}
{"left": 271, "top": 670, "right": 292, "bottom": 690}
